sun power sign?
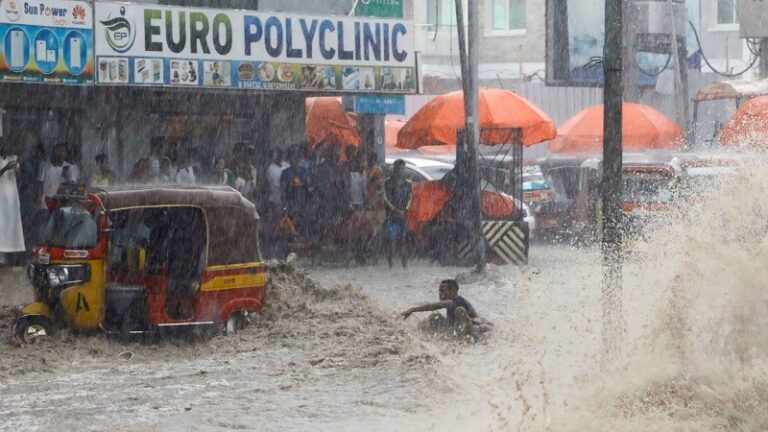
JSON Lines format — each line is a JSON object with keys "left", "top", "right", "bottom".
{"left": 94, "top": 2, "right": 416, "bottom": 93}
{"left": 0, "top": 0, "right": 93, "bottom": 84}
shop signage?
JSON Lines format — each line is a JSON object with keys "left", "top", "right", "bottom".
{"left": 349, "top": 0, "right": 406, "bottom": 114}
{"left": 94, "top": 2, "right": 416, "bottom": 93}
{"left": 354, "top": 0, "right": 403, "bottom": 19}
{"left": 353, "top": 93, "right": 405, "bottom": 114}
{"left": 0, "top": 0, "right": 93, "bottom": 84}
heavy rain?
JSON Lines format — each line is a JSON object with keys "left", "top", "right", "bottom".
{"left": 1, "top": 0, "right": 768, "bottom": 431}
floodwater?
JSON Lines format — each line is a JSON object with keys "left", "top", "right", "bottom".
{"left": 3, "top": 159, "right": 768, "bottom": 431}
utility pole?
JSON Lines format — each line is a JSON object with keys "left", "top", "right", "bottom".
{"left": 602, "top": 0, "right": 625, "bottom": 365}
{"left": 455, "top": 0, "right": 485, "bottom": 270}
{"left": 760, "top": 39, "right": 768, "bottom": 79}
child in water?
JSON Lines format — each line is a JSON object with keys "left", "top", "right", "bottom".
{"left": 400, "top": 279, "right": 490, "bottom": 342}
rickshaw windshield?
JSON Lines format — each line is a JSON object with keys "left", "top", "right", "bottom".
{"left": 40, "top": 202, "right": 99, "bottom": 249}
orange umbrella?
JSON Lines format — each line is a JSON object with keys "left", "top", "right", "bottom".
{"left": 549, "top": 102, "right": 683, "bottom": 154}
{"left": 386, "top": 120, "right": 408, "bottom": 154}
{"left": 718, "top": 95, "right": 768, "bottom": 148}
{"left": 406, "top": 180, "right": 518, "bottom": 237}
{"left": 406, "top": 180, "right": 453, "bottom": 236}
{"left": 305, "top": 97, "right": 361, "bottom": 149}
{"left": 397, "top": 87, "right": 556, "bottom": 149}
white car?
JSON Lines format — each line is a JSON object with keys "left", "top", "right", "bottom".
{"left": 384, "top": 156, "right": 536, "bottom": 231}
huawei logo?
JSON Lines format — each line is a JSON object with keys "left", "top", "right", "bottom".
{"left": 72, "top": 5, "right": 86, "bottom": 20}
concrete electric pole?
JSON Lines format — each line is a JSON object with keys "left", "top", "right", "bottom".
{"left": 602, "top": 0, "right": 625, "bottom": 364}
{"left": 455, "top": 0, "right": 485, "bottom": 270}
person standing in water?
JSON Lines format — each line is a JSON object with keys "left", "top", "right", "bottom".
{"left": 0, "top": 139, "right": 25, "bottom": 265}
{"left": 383, "top": 159, "right": 412, "bottom": 268}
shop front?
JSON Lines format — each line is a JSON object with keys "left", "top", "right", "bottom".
{"left": 0, "top": 0, "right": 416, "bottom": 183}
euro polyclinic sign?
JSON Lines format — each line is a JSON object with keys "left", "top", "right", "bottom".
{"left": 94, "top": 2, "right": 417, "bottom": 93}
{"left": 0, "top": 0, "right": 93, "bottom": 84}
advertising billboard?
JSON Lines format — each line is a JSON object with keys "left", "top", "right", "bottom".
{"left": 546, "top": 0, "right": 699, "bottom": 87}
{"left": 0, "top": 0, "right": 93, "bottom": 84}
{"left": 94, "top": 2, "right": 417, "bottom": 93}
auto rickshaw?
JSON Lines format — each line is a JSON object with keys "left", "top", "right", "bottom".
{"left": 13, "top": 185, "right": 266, "bottom": 342}
{"left": 571, "top": 154, "right": 682, "bottom": 241}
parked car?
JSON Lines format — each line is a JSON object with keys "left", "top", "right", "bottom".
{"left": 384, "top": 157, "right": 535, "bottom": 230}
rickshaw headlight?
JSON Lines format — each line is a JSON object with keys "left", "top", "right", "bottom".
{"left": 56, "top": 267, "right": 70, "bottom": 283}
{"left": 45, "top": 265, "right": 89, "bottom": 287}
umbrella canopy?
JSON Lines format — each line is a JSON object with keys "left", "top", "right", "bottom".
{"left": 397, "top": 88, "right": 556, "bottom": 149}
{"left": 305, "top": 97, "right": 361, "bottom": 149}
{"left": 406, "top": 179, "right": 518, "bottom": 237}
{"left": 549, "top": 102, "right": 683, "bottom": 154}
{"left": 386, "top": 120, "right": 408, "bottom": 154}
{"left": 718, "top": 95, "right": 768, "bottom": 148}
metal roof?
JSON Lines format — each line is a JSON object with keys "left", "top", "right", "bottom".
{"left": 692, "top": 79, "right": 768, "bottom": 102}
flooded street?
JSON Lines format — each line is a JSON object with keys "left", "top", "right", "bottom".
{"left": 2, "top": 0, "right": 768, "bottom": 428}
{"left": 0, "top": 244, "right": 601, "bottom": 432}
{"left": 3, "top": 163, "right": 768, "bottom": 431}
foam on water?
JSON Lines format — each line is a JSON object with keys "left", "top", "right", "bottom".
{"left": 431, "top": 155, "right": 768, "bottom": 431}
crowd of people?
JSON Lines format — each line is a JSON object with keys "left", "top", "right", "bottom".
{"left": 0, "top": 136, "right": 414, "bottom": 268}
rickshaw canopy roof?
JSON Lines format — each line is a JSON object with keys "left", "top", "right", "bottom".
{"left": 94, "top": 185, "right": 257, "bottom": 217}
{"left": 94, "top": 186, "right": 261, "bottom": 266}
{"left": 692, "top": 79, "right": 768, "bottom": 102}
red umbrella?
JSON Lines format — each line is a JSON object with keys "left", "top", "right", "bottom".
{"left": 397, "top": 87, "right": 556, "bottom": 149}
{"left": 718, "top": 95, "right": 768, "bottom": 148}
{"left": 305, "top": 97, "right": 360, "bottom": 149}
{"left": 549, "top": 102, "right": 683, "bottom": 154}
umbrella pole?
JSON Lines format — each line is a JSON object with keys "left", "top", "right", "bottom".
{"left": 455, "top": 0, "right": 485, "bottom": 271}
{"left": 602, "top": 0, "right": 625, "bottom": 367}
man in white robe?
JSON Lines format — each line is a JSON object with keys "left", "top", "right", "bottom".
{"left": 0, "top": 145, "right": 24, "bottom": 265}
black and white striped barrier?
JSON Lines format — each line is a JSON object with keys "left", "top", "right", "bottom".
{"left": 458, "top": 221, "right": 529, "bottom": 266}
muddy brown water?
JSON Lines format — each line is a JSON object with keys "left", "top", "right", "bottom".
{"left": 4, "top": 159, "right": 768, "bottom": 431}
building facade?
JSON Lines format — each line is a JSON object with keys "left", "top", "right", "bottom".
{"left": 413, "top": 0, "right": 545, "bottom": 94}
{"left": 0, "top": 0, "right": 412, "bottom": 180}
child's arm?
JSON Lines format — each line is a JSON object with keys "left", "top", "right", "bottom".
{"left": 401, "top": 300, "right": 454, "bottom": 320}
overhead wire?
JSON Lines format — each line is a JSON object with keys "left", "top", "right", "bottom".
{"left": 688, "top": 19, "right": 759, "bottom": 77}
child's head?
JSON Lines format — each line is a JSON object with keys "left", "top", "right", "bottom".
{"left": 439, "top": 279, "right": 459, "bottom": 300}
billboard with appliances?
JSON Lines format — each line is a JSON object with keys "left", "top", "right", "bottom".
{"left": 0, "top": 0, "right": 93, "bottom": 84}
{"left": 94, "top": 2, "right": 417, "bottom": 93}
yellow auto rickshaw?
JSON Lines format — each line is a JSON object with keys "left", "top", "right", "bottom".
{"left": 14, "top": 185, "right": 266, "bottom": 342}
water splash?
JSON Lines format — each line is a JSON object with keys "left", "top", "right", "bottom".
{"left": 427, "top": 153, "right": 768, "bottom": 431}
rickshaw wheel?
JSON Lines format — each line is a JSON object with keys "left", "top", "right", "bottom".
{"left": 13, "top": 316, "right": 53, "bottom": 344}
{"left": 224, "top": 311, "right": 246, "bottom": 335}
